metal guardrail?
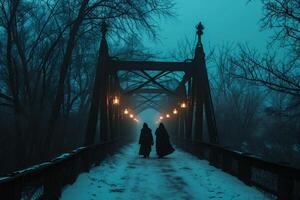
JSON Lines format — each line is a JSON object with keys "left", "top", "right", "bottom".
{"left": 2, "top": 136, "right": 297, "bottom": 199}
{"left": 0, "top": 138, "right": 132, "bottom": 200}
{"left": 174, "top": 138, "right": 300, "bottom": 200}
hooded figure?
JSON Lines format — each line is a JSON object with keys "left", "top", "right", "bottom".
{"left": 139, "top": 123, "right": 154, "bottom": 158}
{"left": 155, "top": 123, "right": 175, "bottom": 158}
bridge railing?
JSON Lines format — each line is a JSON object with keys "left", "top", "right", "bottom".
{"left": 174, "top": 138, "right": 300, "bottom": 200}
{"left": 0, "top": 137, "right": 133, "bottom": 200}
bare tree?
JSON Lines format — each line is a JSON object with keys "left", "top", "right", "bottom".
{"left": 211, "top": 45, "right": 265, "bottom": 150}
{"left": 0, "top": 0, "right": 175, "bottom": 172}
{"left": 229, "top": 0, "right": 300, "bottom": 96}
{"left": 259, "top": 0, "right": 300, "bottom": 57}
{"left": 229, "top": 44, "right": 300, "bottom": 96}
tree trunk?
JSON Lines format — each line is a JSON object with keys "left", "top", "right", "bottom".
{"left": 5, "top": 0, "right": 25, "bottom": 168}
{"left": 45, "top": 0, "right": 90, "bottom": 152}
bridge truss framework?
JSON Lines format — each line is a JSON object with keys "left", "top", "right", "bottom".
{"left": 84, "top": 22, "right": 218, "bottom": 145}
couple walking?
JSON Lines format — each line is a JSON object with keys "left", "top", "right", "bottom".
{"left": 139, "top": 123, "right": 175, "bottom": 158}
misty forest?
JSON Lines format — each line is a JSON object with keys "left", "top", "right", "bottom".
{"left": 0, "top": 0, "right": 300, "bottom": 199}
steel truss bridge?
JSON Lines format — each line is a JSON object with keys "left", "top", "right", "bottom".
{"left": 0, "top": 22, "right": 299, "bottom": 200}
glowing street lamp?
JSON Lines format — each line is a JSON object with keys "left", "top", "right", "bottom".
{"left": 180, "top": 102, "right": 187, "bottom": 108}
{"left": 130, "top": 114, "right": 134, "bottom": 118}
{"left": 173, "top": 108, "right": 178, "bottom": 115}
{"left": 159, "top": 116, "right": 164, "bottom": 120}
{"left": 112, "top": 96, "right": 120, "bottom": 105}
{"left": 134, "top": 118, "right": 139, "bottom": 123}
{"left": 124, "top": 108, "right": 129, "bottom": 115}
{"left": 166, "top": 114, "right": 170, "bottom": 118}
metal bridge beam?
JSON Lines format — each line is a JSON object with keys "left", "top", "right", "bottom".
{"left": 110, "top": 60, "right": 194, "bottom": 72}
{"left": 122, "top": 88, "right": 167, "bottom": 94}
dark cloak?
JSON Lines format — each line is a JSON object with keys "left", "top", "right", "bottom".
{"left": 139, "top": 126, "right": 153, "bottom": 156}
{"left": 155, "top": 124, "right": 175, "bottom": 157}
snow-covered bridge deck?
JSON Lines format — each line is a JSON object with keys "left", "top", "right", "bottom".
{"left": 61, "top": 144, "right": 273, "bottom": 200}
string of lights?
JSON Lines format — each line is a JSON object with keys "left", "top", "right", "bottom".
{"left": 157, "top": 101, "right": 188, "bottom": 123}
{"left": 112, "top": 96, "right": 140, "bottom": 123}
{"left": 113, "top": 96, "right": 188, "bottom": 124}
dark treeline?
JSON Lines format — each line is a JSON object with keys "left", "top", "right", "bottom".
{"left": 213, "top": 0, "right": 300, "bottom": 165}
{"left": 0, "top": 0, "right": 174, "bottom": 175}
{"left": 217, "top": 0, "right": 300, "bottom": 165}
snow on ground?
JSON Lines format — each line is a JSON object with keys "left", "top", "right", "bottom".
{"left": 61, "top": 144, "right": 273, "bottom": 200}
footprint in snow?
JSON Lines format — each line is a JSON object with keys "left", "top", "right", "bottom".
{"left": 128, "top": 165, "right": 136, "bottom": 169}
{"left": 161, "top": 168, "right": 176, "bottom": 173}
{"left": 89, "top": 177, "right": 97, "bottom": 182}
{"left": 110, "top": 183, "right": 117, "bottom": 187}
{"left": 110, "top": 188, "right": 125, "bottom": 193}
{"left": 180, "top": 167, "right": 192, "bottom": 170}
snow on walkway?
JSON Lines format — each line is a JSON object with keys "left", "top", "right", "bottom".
{"left": 61, "top": 144, "right": 273, "bottom": 200}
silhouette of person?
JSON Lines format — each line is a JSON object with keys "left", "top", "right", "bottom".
{"left": 155, "top": 123, "right": 175, "bottom": 158}
{"left": 139, "top": 123, "right": 154, "bottom": 158}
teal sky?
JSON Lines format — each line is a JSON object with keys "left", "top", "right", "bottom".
{"left": 139, "top": 0, "right": 271, "bottom": 126}
{"left": 144, "top": 0, "right": 270, "bottom": 57}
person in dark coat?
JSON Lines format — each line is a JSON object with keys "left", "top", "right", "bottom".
{"left": 139, "top": 123, "right": 154, "bottom": 158}
{"left": 155, "top": 123, "right": 175, "bottom": 158}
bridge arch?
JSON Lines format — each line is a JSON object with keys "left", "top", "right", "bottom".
{"left": 84, "top": 21, "right": 218, "bottom": 146}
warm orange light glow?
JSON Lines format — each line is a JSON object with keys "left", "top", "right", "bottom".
{"left": 130, "top": 114, "right": 134, "bottom": 118}
{"left": 124, "top": 108, "right": 129, "bottom": 115}
{"left": 159, "top": 116, "right": 164, "bottom": 120}
{"left": 180, "top": 102, "right": 187, "bottom": 108}
{"left": 112, "top": 96, "right": 120, "bottom": 105}
{"left": 166, "top": 114, "right": 170, "bottom": 118}
{"left": 134, "top": 118, "right": 139, "bottom": 122}
{"left": 173, "top": 108, "right": 178, "bottom": 114}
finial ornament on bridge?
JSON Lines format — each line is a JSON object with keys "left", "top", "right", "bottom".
{"left": 101, "top": 21, "right": 108, "bottom": 38}
{"left": 196, "top": 22, "right": 204, "bottom": 46}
